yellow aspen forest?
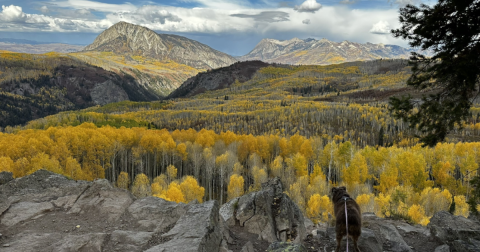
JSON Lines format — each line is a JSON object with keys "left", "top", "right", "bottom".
{"left": 2, "top": 57, "right": 480, "bottom": 227}
{"left": 1, "top": 124, "right": 479, "bottom": 225}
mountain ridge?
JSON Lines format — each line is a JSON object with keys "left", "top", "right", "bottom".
{"left": 239, "top": 37, "right": 432, "bottom": 65}
{"left": 84, "top": 21, "right": 237, "bottom": 70}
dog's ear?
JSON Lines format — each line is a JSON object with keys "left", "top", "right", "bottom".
{"left": 331, "top": 187, "right": 337, "bottom": 194}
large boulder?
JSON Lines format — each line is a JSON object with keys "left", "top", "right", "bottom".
{"left": 0, "top": 170, "right": 225, "bottom": 252}
{"left": 428, "top": 211, "right": 480, "bottom": 243}
{"left": 146, "top": 200, "right": 222, "bottom": 252}
{"left": 428, "top": 211, "right": 480, "bottom": 252}
{"left": 220, "top": 177, "right": 306, "bottom": 244}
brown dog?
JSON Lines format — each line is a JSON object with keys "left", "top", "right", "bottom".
{"left": 331, "top": 186, "right": 362, "bottom": 252}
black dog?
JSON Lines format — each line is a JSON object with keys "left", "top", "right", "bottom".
{"left": 331, "top": 186, "right": 362, "bottom": 252}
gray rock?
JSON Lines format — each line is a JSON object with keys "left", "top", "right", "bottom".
{"left": 109, "top": 230, "right": 154, "bottom": 252}
{"left": 2, "top": 232, "right": 107, "bottom": 252}
{"left": 395, "top": 222, "right": 431, "bottom": 236}
{"left": 219, "top": 197, "right": 239, "bottom": 227}
{"left": 428, "top": 211, "right": 480, "bottom": 243}
{"left": 128, "top": 196, "right": 186, "bottom": 232}
{"left": 68, "top": 179, "right": 134, "bottom": 222}
{"left": 0, "top": 193, "right": 11, "bottom": 216}
{"left": 48, "top": 233, "right": 107, "bottom": 252}
{"left": 0, "top": 171, "right": 227, "bottom": 252}
{"left": 1, "top": 201, "right": 54, "bottom": 227}
{"left": 267, "top": 241, "right": 307, "bottom": 252}
{"left": 451, "top": 239, "right": 480, "bottom": 252}
{"left": 0, "top": 232, "right": 62, "bottom": 252}
{"left": 435, "top": 244, "right": 450, "bottom": 252}
{"left": 362, "top": 214, "right": 412, "bottom": 252}
{"left": 0, "top": 171, "right": 13, "bottom": 185}
{"left": 304, "top": 217, "right": 315, "bottom": 233}
{"left": 0, "top": 170, "right": 90, "bottom": 206}
{"left": 228, "top": 177, "right": 306, "bottom": 244}
{"left": 357, "top": 228, "right": 383, "bottom": 252}
{"left": 146, "top": 200, "right": 222, "bottom": 252}
{"left": 240, "top": 241, "right": 255, "bottom": 252}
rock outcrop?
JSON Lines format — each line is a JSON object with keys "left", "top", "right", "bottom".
{"left": 3, "top": 172, "right": 480, "bottom": 252}
{"left": 220, "top": 177, "right": 306, "bottom": 245}
{"left": 0, "top": 170, "right": 224, "bottom": 252}
{"left": 428, "top": 211, "right": 480, "bottom": 252}
{"left": 305, "top": 211, "right": 480, "bottom": 252}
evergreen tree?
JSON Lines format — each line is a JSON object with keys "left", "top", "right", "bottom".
{"left": 389, "top": 0, "right": 480, "bottom": 146}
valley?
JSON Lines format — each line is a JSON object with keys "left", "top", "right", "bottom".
{"left": 1, "top": 19, "right": 479, "bottom": 252}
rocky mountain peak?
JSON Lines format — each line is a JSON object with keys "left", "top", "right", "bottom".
{"left": 240, "top": 37, "right": 433, "bottom": 65}
{"left": 84, "top": 21, "right": 237, "bottom": 69}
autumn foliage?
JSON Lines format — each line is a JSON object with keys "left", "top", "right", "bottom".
{"left": 0, "top": 122, "right": 478, "bottom": 225}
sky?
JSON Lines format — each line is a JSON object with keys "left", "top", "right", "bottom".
{"left": 0, "top": 0, "right": 435, "bottom": 56}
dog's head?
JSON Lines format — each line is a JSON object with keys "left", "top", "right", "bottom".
{"left": 331, "top": 186, "right": 349, "bottom": 203}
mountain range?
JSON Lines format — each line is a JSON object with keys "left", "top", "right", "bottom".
{"left": 0, "top": 21, "right": 433, "bottom": 128}
{"left": 239, "top": 37, "right": 432, "bottom": 65}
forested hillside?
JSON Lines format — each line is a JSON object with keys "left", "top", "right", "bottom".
{"left": 0, "top": 51, "right": 159, "bottom": 128}
{"left": 69, "top": 51, "right": 201, "bottom": 97}
{"left": 2, "top": 58, "right": 479, "bottom": 227}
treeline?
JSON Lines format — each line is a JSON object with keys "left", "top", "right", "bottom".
{"left": 0, "top": 124, "right": 477, "bottom": 225}
{"left": 19, "top": 98, "right": 480, "bottom": 147}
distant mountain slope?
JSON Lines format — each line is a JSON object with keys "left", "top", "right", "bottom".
{"left": 167, "top": 61, "right": 272, "bottom": 99}
{"left": 239, "top": 38, "right": 432, "bottom": 65}
{"left": 0, "top": 51, "right": 158, "bottom": 128}
{"left": 0, "top": 42, "right": 84, "bottom": 54}
{"left": 84, "top": 21, "right": 237, "bottom": 70}
{"left": 78, "top": 21, "right": 237, "bottom": 97}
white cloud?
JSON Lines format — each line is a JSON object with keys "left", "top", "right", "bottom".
{"left": 394, "top": 0, "right": 422, "bottom": 7}
{"left": 40, "top": 6, "right": 49, "bottom": 14}
{"left": 294, "top": 0, "right": 322, "bottom": 13}
{"left": 340, "top": 0, "right": 357, "bottom": 4}
{"left": 52, "top": 0, "right": 136, "bottom": 13}
{"left": 0, "top": 5, "right": 27, "bottom": 23}
{"left": 370, "top": 20, "right": 391, "bottom": 34}
{"left": 0, "top": 2, "right": 410, "bottom": 48}
{"left": 54, "top": 19, "right": 77, "bottom": 30}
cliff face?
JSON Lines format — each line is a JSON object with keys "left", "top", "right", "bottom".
{"left": 239, "top": 38, "right": 432, "bottom": 65}
{"left": 84, "top": 21, "right": 237, "bottom": 70}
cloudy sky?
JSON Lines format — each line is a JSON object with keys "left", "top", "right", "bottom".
{"left": 0, "top": 0, "right": 434, "bottom": 55}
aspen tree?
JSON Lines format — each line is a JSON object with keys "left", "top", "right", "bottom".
{"left": 132, "top": 173, "right": 151, "bottom": 198}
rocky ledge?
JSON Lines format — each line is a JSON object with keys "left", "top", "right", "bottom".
{"left": 1, "top": 171, "right": 480, "bottom": 252}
